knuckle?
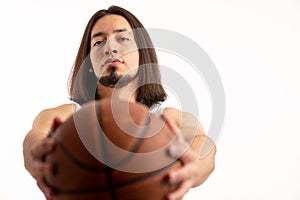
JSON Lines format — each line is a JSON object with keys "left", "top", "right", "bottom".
{"left": 33, "top": 163, "right": 44, "bottom": 176}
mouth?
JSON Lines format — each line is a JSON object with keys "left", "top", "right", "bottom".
{"left": 103, "top": 58, "right": 123, "bottom": 67}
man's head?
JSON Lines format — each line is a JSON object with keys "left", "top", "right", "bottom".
{"left": 90, "top": 14, "right": 139, "bottom": 89}
{"left": 69, "top": 5, "right": 167, "bottom": 107}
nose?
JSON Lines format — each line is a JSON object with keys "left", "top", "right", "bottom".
{"left": 104, "top": 38, "right": 118, "bottom": 56}
{"left": 105, "top": 49, "right": 118, "bottom": 56}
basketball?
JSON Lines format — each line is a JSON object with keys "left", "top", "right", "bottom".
{"left": 44, "top": 98, "right": 181, "bottom": 200}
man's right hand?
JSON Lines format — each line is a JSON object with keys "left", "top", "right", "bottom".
{"left": 26, "top": 117, "right": 62, "bottom": 199}
{"left": 31, "top": 136, "right": 55, "bottom": 199}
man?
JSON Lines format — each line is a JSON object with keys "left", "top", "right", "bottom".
{"left": 23, "top": 5, "right": 216, "bottom": 200}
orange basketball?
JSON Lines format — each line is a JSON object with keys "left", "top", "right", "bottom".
{"left": 44, "top": 98, "right": 181, "bottom": 200}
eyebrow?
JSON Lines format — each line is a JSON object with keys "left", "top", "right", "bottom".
{"left": 91, "top": 28, "right": 131, "bottom": 39}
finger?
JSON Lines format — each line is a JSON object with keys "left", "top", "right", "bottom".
{"left": 162, "top": 114, "right": 187, "bottom": 144}
{"left": 177, "top": 146, "right": 198, "bottom": 164}
{"left": 31, "top": 138, "right": 55, "bottom": 159}
{"left": 168, "top": 134, "right": 189, "bottom": 159}
{"left": 161, "top": 114, "right": 180, "bottom": 135}
{"left": 161, "top": 114, "right": 196, "bottom": 162}
{"left": 161, "top": 114, "right": 188, "bottom": 148}
{"left": 31, "top": 161, "right": 54, "bottom": 178}
{"left": 167, "top": 181, "right": 192, "bottom": 200}
{"left": 37, "top": 178, "right": 55, "bottom": 200}
{"left": 168, "top": 162, "right": 195, "bottom": 185}
{"left": 48, "top": 117, "right": 62, "bottom": 137}
{"left": 161, "top": 114, "right": 187, "bottom": 159}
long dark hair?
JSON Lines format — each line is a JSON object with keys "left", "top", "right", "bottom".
{"left": 68, "top": 5, "right": 167, "bottom": 108}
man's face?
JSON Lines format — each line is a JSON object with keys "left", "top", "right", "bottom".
{"left": 90, "top": 14, "right": 139, "bottom": 88}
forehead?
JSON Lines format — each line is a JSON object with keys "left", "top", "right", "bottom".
{"left": 91, "top": 14, "right": 132, "bottom": 36}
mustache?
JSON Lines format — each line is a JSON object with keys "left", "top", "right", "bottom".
{"left": 98, "top": 67, "right": 136, "bottom": 89}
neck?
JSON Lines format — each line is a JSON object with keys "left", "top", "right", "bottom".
{"left": 96, "top": 81, "right": 137, "bottom": 103}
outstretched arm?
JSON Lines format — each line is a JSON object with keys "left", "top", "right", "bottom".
{"left": 22, "top": 104, "right": 73, "bottom": 199}
{"left": 163, "top": 108, "right": 217, "bottom": 200}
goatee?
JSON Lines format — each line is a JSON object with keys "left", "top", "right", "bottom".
{"left": 99, "top": 67, "right": 136, "bottom": 89}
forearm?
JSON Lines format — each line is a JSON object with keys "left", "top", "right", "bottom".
{"left": 191, "top": 135, "right": 216, "bottom": 187}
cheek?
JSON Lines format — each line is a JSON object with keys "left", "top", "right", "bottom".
{"left": 124, "top": 51, "right": 139, "bottom": 68}
{"left": 90, "top": 49, "right": 105, "bottom": 77}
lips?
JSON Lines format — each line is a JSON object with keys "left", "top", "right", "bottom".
{"left": 103, "top": 58, "right": 123, "bottom": 67}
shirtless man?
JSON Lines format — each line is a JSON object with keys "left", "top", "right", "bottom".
{"left": 23, "top": 5, "right": 216, "bottom": 200}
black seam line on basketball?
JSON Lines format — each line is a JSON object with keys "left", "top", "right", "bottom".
{"left": 93, "top": 108, "right": 117, "bottom": 199}
{"left": 104, "top": 165, "right": 117, "bottom": 200}
{"left": 94, "top": 104, "right": 150, "bottom": 168}
{"left": 49, "top": 160, "right": 178, "bottom": 195}
{"left": 54, "top": 134, "right": 105, "bottom": 172}
{"left": 113, "top": 114, "right": 151, "bottom": 168}
{"left": 94, "top": 102, "right": 111, "bottom": 165}
{"left": 96, "top": 112, "right": 109, "bottom": 166}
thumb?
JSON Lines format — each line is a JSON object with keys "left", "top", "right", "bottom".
{"left": 48, "top": 117, "right": 62, "bottom": 137}
{"left": 161, "top": 114, "right": 196, "bottom": 163}
{"left": 169, "top": 132, "right": 198, "bottom": 163}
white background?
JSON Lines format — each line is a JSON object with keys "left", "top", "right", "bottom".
{"left": 0, "top": 0, "right": 300, "bottom": 199}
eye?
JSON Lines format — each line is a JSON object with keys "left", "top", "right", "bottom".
{"left": 93, "top": 40, "right": 105, "bottom": 47}
{"left": 118, "top": 37, "right": 129, "bottom": 42}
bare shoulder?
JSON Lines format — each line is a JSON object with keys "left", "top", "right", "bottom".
{"left": 32, "top": 103, "right": 75, "bottom": 132}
